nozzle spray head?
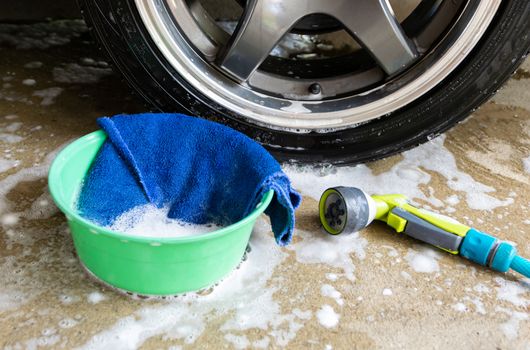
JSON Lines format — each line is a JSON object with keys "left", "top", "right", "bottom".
{"left": 319, "top": 187, "right": 377, "bottom": 235}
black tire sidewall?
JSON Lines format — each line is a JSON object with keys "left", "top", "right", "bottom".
{"left": 81, "top": 0, "right": 530, "bottom": 164}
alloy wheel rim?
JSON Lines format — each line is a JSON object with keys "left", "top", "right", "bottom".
{"left": 135, "top": 0, "right": 501, "bottom": 131}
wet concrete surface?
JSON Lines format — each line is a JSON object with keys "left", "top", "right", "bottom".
{"left": 0, "top": 20, "right": 529, "bottom": 349}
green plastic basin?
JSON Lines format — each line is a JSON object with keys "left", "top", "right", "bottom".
{"left": 48, "top": 130, "right": 273, "bottom": 296}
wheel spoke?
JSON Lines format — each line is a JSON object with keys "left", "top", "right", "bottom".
{"left": 219, "top": 0, "right": 417, "bottom": 80}
{"left": 331, "top": 0, "right": 418, "bottom": 75}
{"left": 217, "top": 0, "right": 303, "bottom": 81}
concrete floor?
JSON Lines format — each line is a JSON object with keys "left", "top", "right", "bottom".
{"left": 0, "top": 20, "right": 529, "bottom": 350}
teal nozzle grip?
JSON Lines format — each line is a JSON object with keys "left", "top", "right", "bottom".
{"left": 460, "top": 228, "right": 496, "bottom": 266}
{"left": 460, "top": 228, "right": 530, "bottom": 278}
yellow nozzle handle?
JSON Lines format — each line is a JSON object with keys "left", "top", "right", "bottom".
{"left": 371, "top": 194, "right": 470, "bottom": 237}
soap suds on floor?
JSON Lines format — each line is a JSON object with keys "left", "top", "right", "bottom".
{"left": 321, "top": 284, "right": 343, "bottom": 306}
{"left": 0, "top": 290, "right": 28, "bottom": 312}
{"left": 494, "top": 277, "right": 529, "bottom": 307}
{"left": 80, "top": 218, "right": 311, "bottom": 349}
{"left": 59, "top": 318, "right": 79, "bottom": 329}
{"left": 473, "top": 283, "right": 491, "bottom": 294}
{"left": 0, "top": 121, "right": 24, "bottom": 143}
{"left": 53, "top": 63, "right": 113, "bottom": 84}
{"left": 382, "top": 288, "right": 393, "bottom": 296}
{"left": 284, "top": 135, "right": 513, "bottom": 211}
{"left": 0, "top": 142, "right": 76, "bottom": 314}
{"left": 316, "top": 305, "right": 339, "bottom": 328}
{"left": 22, "top": 79, "right": 36, "bottom": 86}
{"left": 0, "top": 157, "right": 19, "bottom": 172}
{"left": 0, "top": 133, "right": 24, "bottom": 143}
{"left": 108, "top": 204, "right": 223, "bottom": 238}
{"left": 496, "top": 306, "right": 528, "bottom": 340}
{"left": 289, "top": 229, "right": 366, "bottom": 281}
{"left": 0, "top": 20, "right": 87, "bottom": 50}
{"left": 87, "top": 292, "right": 106, "bottom": 304}
{"left": 24, "top": 61, "right": 43, "bottom": 69}
{"left": 1, "top": 213, "right": 19, "bottom": 226}
{"left": 523, "top": 156, "right": 530, "bottom": 173}
{"left": 252, "top": 337, "right": 270, "bottom": 349}
{"left": 59, "top": 294, "right": 80, "bottom": 305}
{"left": 445, "top": 194, "right": 460, "bottom": 206}
{"left": 0, "top": 143, "right": 66, "bottom": 215}
{"left": 25, "top": 192, "right": 59, "bottom": 220}
{"left": 400, "top": 271, "right": 412, "bottom": 280}
{"left": 33, "top": 87, "right": 63, "bottom": 106}
{"left": 405, "top": 246, "right": 441, "bottom": 273}
{"left": 326, "top": 273, "right": 338, "bottom": 281}
{"left": 224, "top": 334, "right": 250, "bottom": 350}
{"left": 452, "top": 303, "right": 468, "bottom": 312}
{"left": 454, "top": 296, "right": 487, "bottom": 315}
{"left": 3, "top": 121, "right": 22, "bottom": 132}
{"left": 19, "top": 334, "right": 61, "bottom": 350}
{"left": 1, "top": 19, "right": 528, "bottom": 348}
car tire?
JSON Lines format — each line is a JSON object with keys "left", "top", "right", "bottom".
{"left": 79, "top": 0, "right": 530, "bottom": 164}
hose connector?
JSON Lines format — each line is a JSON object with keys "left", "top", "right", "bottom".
{"left": 460, "top": 228, "right": 530, "bottom": 278}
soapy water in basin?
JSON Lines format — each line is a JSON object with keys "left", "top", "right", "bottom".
{"left": 106, "top": 204, "right": 223, "bottom": 238}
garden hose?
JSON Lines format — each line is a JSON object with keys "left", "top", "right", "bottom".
{"left": 319, "top": 187, "right": 530, "bottom": 278}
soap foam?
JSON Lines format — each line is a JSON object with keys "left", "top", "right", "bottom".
{"left": 473, "top": 283, "right": 491, "bottom": 294}
{"left": 452, "top": 303, "right": 468, "bottom": 312}
{"left": 0, "top": 144, "right": 66, "bottom": 215}
{"left": 316, "top": 304, "right": 339, "bottom": 328}
{"left": 224, "top": 334, "right": 250, "bottom": 350}
{"left": 87, "top": 292, "right": 107, "bottom": 304}
{"left": 382, "top": 288, "right": 393, "bottom": 296}
{"left": 1, "top": 213, "right": 19, "bottom": 226}
{"left": 25, "top": 192, "right": 59, "bottom": 220}
{"left": 0, "top": 290, "right": 27, "bottom": 312}
{"left": 289, "top": 229, "right": 366, "bottom": 281}
{"left": 24, "top": 61, "right": 43, "bottom": 69}
{"left": 0, "top": 142, "right": 72, "bottom": 313}
{"left": 0, "top": 20, "right": 87, "bottom": 50}
{"left": 284, "top": 135, "right": 513, "bottom": 211}
{"left": 22, "top": 79, "right": 37, "bottom": 86}
{"left": 107, "top": 204, "right": 222, "bottom": 238}
{"left": 53, "top": 63, "right": 112, "bottom": 84}
{"left": 405, "top": 246, "right": 441, "bottom": 273}
{"left": 496, "top": 306, "right": 528, "bottom": 339}
{"left": 523, "top": 156, "right": 530, "bottom": 173}
{"left": 494, "top": 277, "right": 529, "bottom": 308}
{"left": 0, "top": 121, "right": 24, "bottom": 144}
{"left": 321, "top": 284, "right": 343, "bottom": 306}
{"left": 33, "top": 87, "right": 63, "bottom": 106}
{"left": 80, "top": 218, "right": 312, "bottom": 349}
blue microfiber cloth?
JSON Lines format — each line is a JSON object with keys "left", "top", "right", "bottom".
{"left": 77, "top": 113, "right": 301, "bottom": 245}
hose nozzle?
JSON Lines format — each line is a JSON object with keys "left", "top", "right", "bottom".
{"left": 319, "top": 187, "right": 377, "bottom": 234}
